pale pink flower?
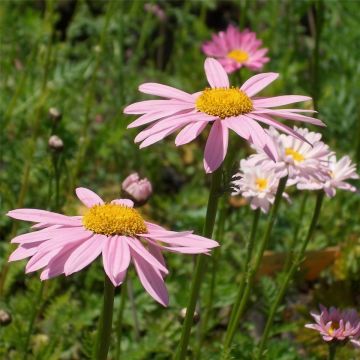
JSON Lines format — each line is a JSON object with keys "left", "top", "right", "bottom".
{"left": 122, "top": 172, "right": 153, "bottom": 206}
{"left": 298, "top": 154, "right": 359, "bottom": 197}
{"left": 144, "top": 3, "right": 166, "bottom": 22}
{"left": 7, "top": 188, "right": 218, "bottom": 306}
{"left": 202, "top": 25, "right": 269, "bottom": 73}
{"left": 305, "top": 305, "right": 360, "bottom": 347}
{"left": 124, "top": 58, "right": 324, "bottom": 173}
{"left": 232, "top": 159, "right": 288, "bottom": 213}
{"left": 248, "top": 127, "right": 332, "bottom": 185}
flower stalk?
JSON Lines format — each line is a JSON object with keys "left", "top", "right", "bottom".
{"left": 255, "top": 191, "right": 324, "bottom": 359}
{"left": 176, "top": 165, "right": 223, "bottom": 360}
{"left": 222, "top": 175, "right": 288, "bottom": 352}
{"left": 328, "top": 343, "right": 337, "bottom": 360}
{"left": 94, "top": 275, "right": 116, "bottom": 360}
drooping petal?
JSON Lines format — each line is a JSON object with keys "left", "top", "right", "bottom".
{"left": 175, "top": 121, "right": 208, "bottom": 146}
{"left": 241, "top": 73, "right": 279, "bottom": 97}
{"left": 75, "top": 187, "right": 104, "bottom": 208}
{"left": 203, "top": 120, "right": 229, "bottom": 173}
{"left": 64, "top": 234, "right": 104, "bottom": 275}
{"left": 9, "top": 243, "right": 39, "bottom": 262}
{"left": 102, "top": 236, "right": 130, "bottom": 286}
{"left": 139, "top": 83, "right": 195, "bottom": 102}
{"left": 132, "top": 253, "right": 169, "bottom": 306}
{"left": 252, "top": 95, "right": 311, "bottom": 108}
{"left": 204, "top": 58, "right": 230, "bottom": 88}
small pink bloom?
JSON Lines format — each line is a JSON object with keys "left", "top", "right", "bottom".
{"left": 124, "top": 58, "right": 324, "bottom": 173}
{"left": 122, "top": 173, "right": 153, "bottom": 206}
{"left": 202, "top": 25, "right": 269, "bottom": 73}
{"left": 305, "top": 305, "right": 360, "bottom": 347}
{"left": 7, "top": 188, "right": 218, "bottom": 306}
{"left": 144, "top": 3, "right": 166, "bottom": 22}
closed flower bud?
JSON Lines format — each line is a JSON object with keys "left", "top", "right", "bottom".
{"left": 0, "top": 309, "right": 12, "bottom": 326}
{"left": 121, "top": 173, "right": 152, "bottom": 206}
{"left": 178, "top": 307, "right": 200, "bottom": 325}
{"left": 48, "top": 135, "right": 64, "bottom": 151}
{"left": 48, "top": 107, "right": 62, "bottom": 122}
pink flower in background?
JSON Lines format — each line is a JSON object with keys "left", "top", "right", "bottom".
{"left": 124, "top": 58, "right": 324, "bottom": 173}
{"left": 298, "top": 154, "right": 359, "bottom": 196}
{"left": 7, "top": 188, "right": 218, "bottom": 306}
{"left": 144, "top": 3, "right": 166, "bottom": 22}
{"left": 122, "top": 172, "right": 153, "bottom": 206}
{"left": 202, "top": 25, "right": 269, "bottom": 73}
{"left": 232, "top": 159, "right": 288, "bottom": 213}
{"left": 305, "top": 305, "right": 360, "bottom": 347}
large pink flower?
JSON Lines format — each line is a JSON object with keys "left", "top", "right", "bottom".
{"left": 124, "top": 58, "right": 324, "bottom": 173}
{"left": 305, "top": 305, "right": 360, "bottom": 347}
{"left": 7, "top": 188, "right": 218, "bottom": 306}
{"left": 202, "top": 25, "right": 269, "bottom": 73}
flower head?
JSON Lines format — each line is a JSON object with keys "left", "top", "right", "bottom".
{"left": 202, "top": 25, "right": 269, "bottom": 73}
{"left": 122, "top": 172, "right": 153, "bottom": 206}
{"left": 7, "top": 188, "right": 218, "bottom": 306}
{"left": 124, "top": 58, "right": 324, "bottom": 173}
{"left": 305, "top": 305, "right": 360, "bottom": 347}
{"left": 232, "top": 158, "right": 287, "bottom": 213}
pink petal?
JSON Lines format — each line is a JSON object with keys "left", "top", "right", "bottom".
{"left": 9, "top": 243, "right": 39, "bottom": 262}
{"left": 203, "top": 120, "right": 229, "bottom": 173}
{"left": 7, "top": 209, "right": 81, "bottom": 226}
{"left": 102, "top": 236, "right": 130, "bottom": 286}
{"left": 204, "top": 58, "right": 229, "bottom": 88}
{"left": 126, "top": 237, "right": 168, "bottom": 274}
{"left": 139, "top": 83, "right": 195, "bottom": 102}
{"left": 11, "top": 225, "right": 60, "bottom": 244}
{"left": 124, "top": 100, "right": 194, "bottom": 114}
{"left": 223, "top": 116, "right": 250, "bottom": 139}
{"left": 175, "top": 121, "right": 208, "bottom": 146}
{"left": 241, "top": 73, "right": 279, "bottom": 97}
{"left": 111, "top": 199, "right": 134, "bottom": 207}
{"left": 139, "top": 125, "right": 182, "bottom": 149}
{"left": 147, "top": 242, "right": 167, "bottom": 276}
{"left": 132, "top": 253, "right": 169, "bottom": 306}
{"left": 64, "top": 234, "right": 104, "bottom": 275}
{"left": 127, "top": 110, "right": 188, "bottom": 128}
{"left": 75, "top": 187, "right": 104, "bottom": 208}
{"left": 253, "top": 95, "right": 312, "bottom": 108}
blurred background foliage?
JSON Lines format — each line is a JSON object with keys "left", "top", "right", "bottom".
{"left": 0, "top": 0, "right": 359, "bottom": 359}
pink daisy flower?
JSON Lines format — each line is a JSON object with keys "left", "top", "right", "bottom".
{"left": 124, "top": 58, "right": 324, "bottom": 173}
{"left": 202, "top": 25, "right": 270, "bottom": 73}
{"left": 7, "top": 188, "right": 218, "bottom": 306}
{"left": 305, "top": 305, "right": 360, "bottom": 347}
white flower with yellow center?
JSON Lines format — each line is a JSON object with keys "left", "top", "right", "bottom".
{"left": 232, "top": 159, "right": 287, "bottom": 213}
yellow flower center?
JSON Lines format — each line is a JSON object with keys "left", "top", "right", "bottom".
{"left": 195, "top": 87, "right": 253, "bottom": 119}
{"left": 256, "top": 178, "right": 268, "bottom": 191}
{"left": 82, "top": 204, "right": 147, "bottom": 236}
{"left": 328, "top": 321, "right": 340, "bottom": 335}
{"left": 227, "top": 49, "right": 249, "bottom": 63}
{"left": 285, "top": 148, "right": 305, "bottom": 162}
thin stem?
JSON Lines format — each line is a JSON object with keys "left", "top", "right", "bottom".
{"left": 328, "top": 343, "right": 337, "bottom": 360}
{"left": 283, "top": 192, "right": 309, "bottom": 271}
{"left": 227, "top": 208, "right": 260, "bottom": 332}
{"left": 22, "top": 282, "right": 45, "bottom": 360}
{"left": 93, "top": 275, "right": 115, "bottom": 360}
{"left": 115, "top": 282, "right": 127, "bottom": 360}
{"left": 127, "top": 277, "right": 140, "bottom": 341}
{"left": 255, "top": 192, "right": 324, "bottom": 359}
{"left": 222, "top": 176, "right": 288, "bottom": 353}
{"left": 175, "top": 165, "right": 223, "bottom": 360}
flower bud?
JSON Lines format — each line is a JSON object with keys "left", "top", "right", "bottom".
{"left": 48, "top": 135, "right": 64, "bottom": 152}
{"left": 0, "top": 309, "right": 12, "bottom": 326}
{"left": 178, "top": 307, "right": 200, "bottom": 325}
{"left": 48, "top": 107, "right": 62, "bottom": 122}
{"left": 121, "top": 173, "right": 152, "bottom": 207}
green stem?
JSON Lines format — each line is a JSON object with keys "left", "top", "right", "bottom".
{"left": 22, "top": 282, "right": 45, "bottom": 360}
{"left": 227, "top": 208, "right": 260, "bottom": 332}
{"left": 115, "top": 282, "right": 127, "bottom": 360}
{"left": 94, "top": 276, "right": 115, "bottom": 360}
{"left": 127, "top": 277, "right": 140, "bottom": 340}
{"left": 175, "top": 165, "right": 223, "bottom": 360}
{"left": 222, "top": 176, "right": 288, "bottom": 353}
{"left": 328, "top": 343, "right": 337, "bottom": 360}
{"left": 283, "top": 192, "right": 309, "bottom": 271}
{"left": 255, "top": 192, "right": 324, "bottom": 359}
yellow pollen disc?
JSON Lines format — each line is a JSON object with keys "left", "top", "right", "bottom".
{"left": 256, "top": 178, "right": 268, "bottom": 191}
{"left": 285, "top": 148, "right": 305, "bottom": 162}
{"left": 328, "top": 321, "right": 339, "bottom": 335}
{"left": 227, "top": 49, "right": 249, "bottom": 63}
{"left": 82, "top": 204, "right": 147, "bottom": 236}
{"left": 195, "top": 87, "right": 253, "bottom": 119}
